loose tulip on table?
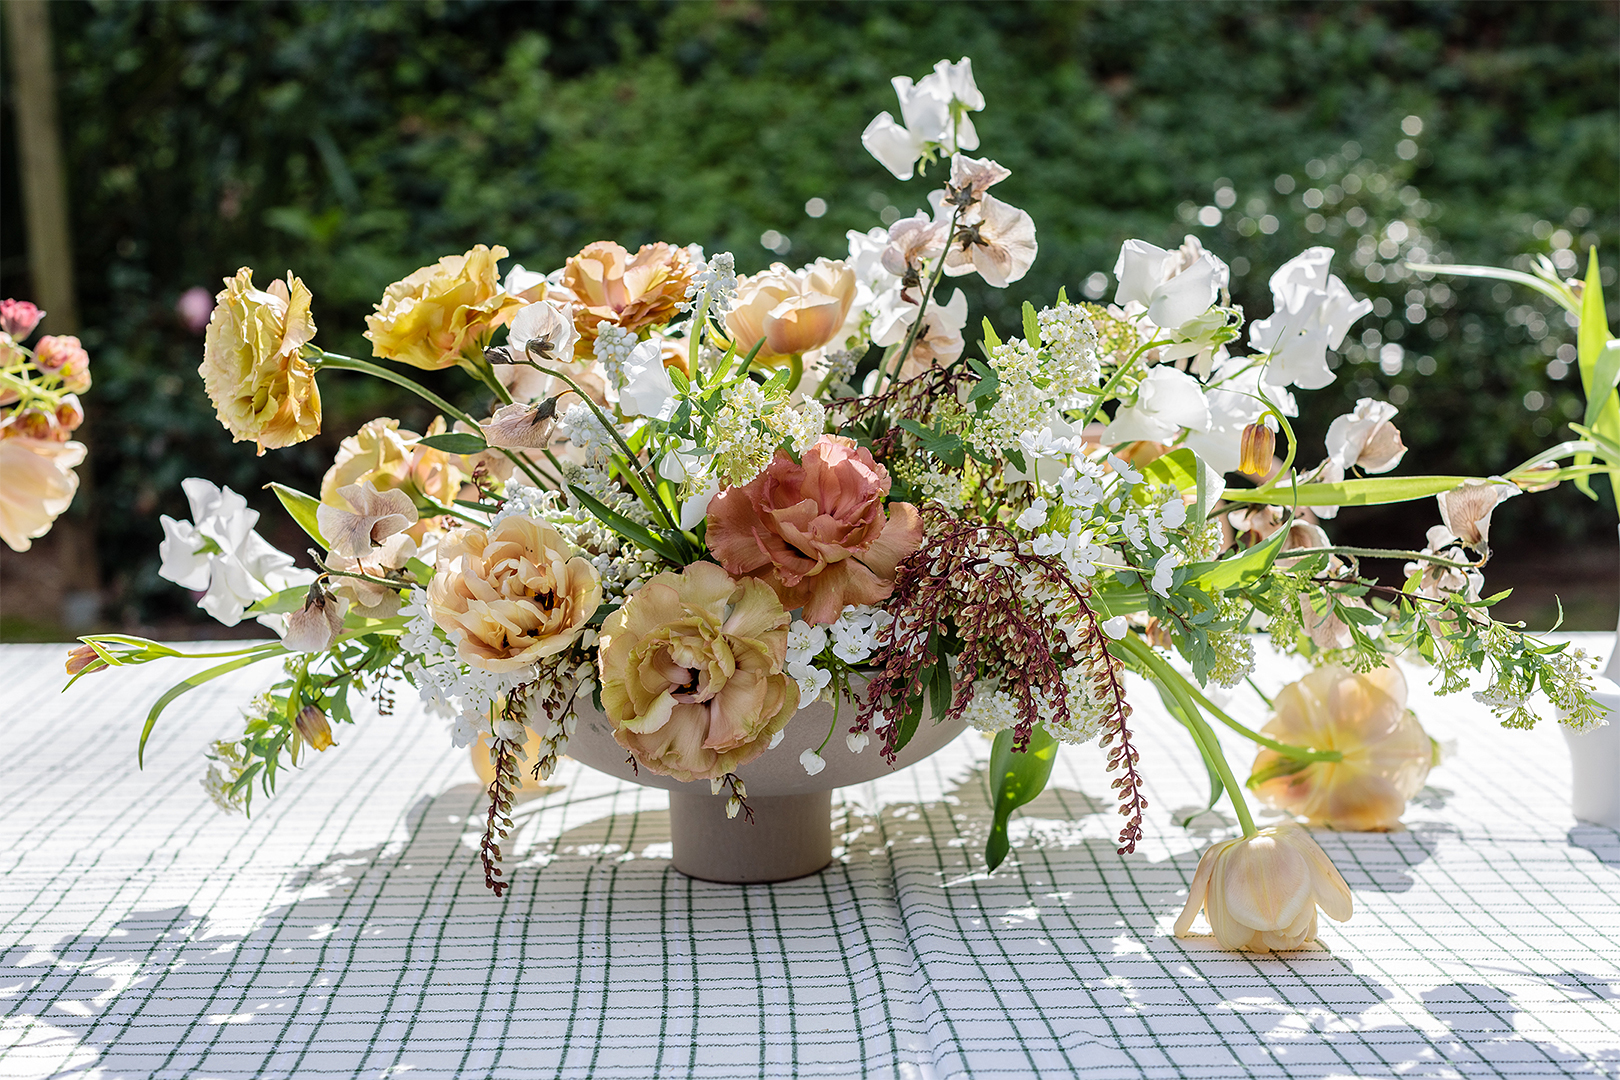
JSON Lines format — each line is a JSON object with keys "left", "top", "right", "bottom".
{"left": 67, "top": 56, "right": 1616, "bottom": 954}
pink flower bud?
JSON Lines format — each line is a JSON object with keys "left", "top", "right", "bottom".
{"left": 0, "top": 299, "right": 44, "bottom": 339}
{"left": 34, "top": 335, "right": 91, "bottom": 393}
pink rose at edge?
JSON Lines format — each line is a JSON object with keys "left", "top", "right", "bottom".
{"left": 706, "top": 435, "right": 924, "bottom": 625}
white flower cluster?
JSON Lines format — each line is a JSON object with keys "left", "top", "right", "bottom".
{"left": 1018, "top": 455, "right": 1187, "bottom": 598}
{"left": 959, "top": 664, "right": 1111, "bottom": 746}
{"left": 710, "top": 379, "right": 827, "bottom": 486}
{"left": 556, "top": 403, "right": 617, "bottom": 466}
{"left": 400, "top": 591, "right": 535, "bottom": 746}
{"left": 560, "top": 459, "right": 653, "bottom": 527}
{"left": 973, "top": 338, "right": 1046, "bottom": 453}
{"left": 593, "top": 324, "right": 639, "bottom": 391}
{"left": 682, "top": 251, "right": 739, "bottom": 315}
{"left": 1035, "top": 301, "right": 1102, "bottom": 401}
{"left": 784, "top": 605, "right": 893, "bottom": 711}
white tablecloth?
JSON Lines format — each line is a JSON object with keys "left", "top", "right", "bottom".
{"left": 2, "top": 638, "right": 1618, "bottom": 1079}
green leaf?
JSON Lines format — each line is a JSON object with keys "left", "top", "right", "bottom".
{"left": 138, "top": 648, "right": 284, "bottom": 767}
{"left": 1414, "top": 262, "right": 1579, "bottom": 315}
{"left": 568, "top": 485, "right": 684, "bottom": 564}
{"left": 247, "top": 586, "right": 309, "bottom": 615}
{"left": 896, "top": 419, "right": 966, "bottom": 469}
{"left": 268, "top": 483, "right": 327, "bottom": 548}
{"left": 1188, "top": 526, "right": 1288, "bottom": 592}
{"left": 1139, "top": 447, "right": 1199, "bottom": 494}
{"left": 966, "top": 357, "right": 1000, "bottom": 404}
{"left": 417, "top": 432, "right": 488, "bottom": 454}
{"left": 892, "top": 687, "right": 925, "bottom": 757}
{"left": 984, "top": 724, "right": 1059, "bottom": 872}
{"left": 1021, "top": 300, "right": 1041, "bottom": 348}
{"left": 1221, "top": 475, "right": 1471, "bottom": 508}
{"left": 981, "top": 316, "right": 1002, "bottom": 352}
{"left": 1585, "top": 341, "right": 1620, "bottom": 431}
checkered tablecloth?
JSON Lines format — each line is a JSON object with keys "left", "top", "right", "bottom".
{"left": 2, "top": 638, "right": 1618, "bottom": 1079}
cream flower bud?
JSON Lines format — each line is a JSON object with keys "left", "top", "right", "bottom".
{"left": 282, "top": 582, "right": 347, "bottom": 653}
{"left": 1174, "top": 822, "right": 1353, "bottom": 952}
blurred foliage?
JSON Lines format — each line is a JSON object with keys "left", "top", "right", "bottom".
{"left": 1, "top": 0, "right": 1615, "bottom": 630}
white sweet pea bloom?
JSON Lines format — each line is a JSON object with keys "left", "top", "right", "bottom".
{"left": 861, "top": 58, "right": 984, "bottom": 180}
{"left": 1250, "top": 247, "right": 1373, "bottom": 390}
{"left": 1113, "top": 238, "right": 1221, "bottom": 332}
{"left": 1326, "top": 398, "right": 1408, "bottom": 474}
{"left": 502, "top": 263, "right": 548, "bottom": 303}
{"left": 158, "top": 478, "right": 312, "bottom": 628}
{"left": 943, "top": 194, "right": 1037, "bottom": 288}
{"left": 680, "top": 475, "right": 720, "bottom": 532}
{"left": 800, "top": 747, "right": 828, "bottom": 776}
{"left": 1101, "top": 616, "right": 1128, "bottom": 640}
{"left": 506, "top": 299, "right": 579, "bottom": 365}
{"left": 1180, "top": 357, "right": 1297, "bottom": 474}
{"left": 1102, "top": 365, "right": 1212, "bottom": 444}
{"left": 616, "top": 339, "right": 676, "bottom": 420}
{"left": 657, "top": 439, "right": 708, "bottom": 484}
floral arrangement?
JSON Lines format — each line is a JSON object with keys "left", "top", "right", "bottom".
{"left": 1, "top": 300, "right": 92, "bottom": 553}
{"left": 68, "top": 57, "right": 1615, "bottom": 952}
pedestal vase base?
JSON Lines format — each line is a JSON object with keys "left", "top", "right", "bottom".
{"left": 669, "top": 789, "right": 833, "bottom": 884}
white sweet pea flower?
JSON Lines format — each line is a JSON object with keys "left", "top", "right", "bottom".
{"left": 1102, "top": 365, "right": 1212, "bottom": 444}
{"left": 861, "top": 58, "right": 985, "bottom": 180}
{"left": 943, "top": 194, "right": 1037, "bottom": 288}
{"left": 1250, "top": 248, "right": 1373, "bottom": 390}
{"left": 1015, "top": 498, "right": 1049, "bottom": 531}
{"left": 1113, "top": 238, "right": 1221, "bottom": 332}
{"left": 505, "top": 299, "right": 578, "bottom": 366}
{"left": 1101, "top": 616, "right": 1128, "bottom": 640}
{"left": 158, "top": 478, "right": 312, "bottom": 628}
{"left": 680, "top": 475, "right": 720, "bottom": 531}
{"left": 1180, "top": 357, "right": 1297, "bottom": 474}
{"left": 1326, "top": 398, "right": 1408, "bottom": 474}
{"left": 502, "top": 263, "right": 549, "bottom": 303}
{"left": 800, "top": 747, "right": 828, "bottom": 776}
{"left": 616, "top": 339, "right": 676, "bottom": 420}
{"left": 657, "top": 439, "right": 708, "bottom": 484}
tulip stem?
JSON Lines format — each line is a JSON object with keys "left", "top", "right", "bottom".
{"left": 1117, "top": 634, "right": 1259, "bottom": 837}
{"left": 876, "top": 205, "right": 963, "bottom": 395}
{"left": 521, "top": 362, "right": 687, "bottom": 540}
{"left": 1179, "top": 677, "right": 1343, "bottom": 764}
{"left": 1075, "top": 337, "right": 1173, "bottom": 432}
{"left": 1282, "top": 545, "right": 1478, "bottom": 571}
{"left": 309, "top": 349, "right": 551, "bottom": 492}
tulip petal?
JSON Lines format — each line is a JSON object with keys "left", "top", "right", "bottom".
{"left": 1220, "top": 832, "right": 1311, "bottom": 931}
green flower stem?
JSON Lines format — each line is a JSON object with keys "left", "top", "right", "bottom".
{"left": 1285, "top": 545, "right": 1476, "bottom": 571}
{"left": 520, "top": 361, "right": 685, "bottom": 539}
{"left": 877, "top": 205, "right": 963, "bottom": 395}
{"left": 309, "top": 349, "right": 549, "bottom": 491}
{"left": 1117, "top": 633, "right": 1258, "bottom": 837}
{"left": 1177, "top": 676, "right": 1342, "bottom": 764}
{"left": 1076, "top": 337, "right": 1173, "bottom": 431}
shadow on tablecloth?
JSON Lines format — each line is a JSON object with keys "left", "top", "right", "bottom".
{"left": 5, "top": 773, "right": 1618, "bottom": 1079}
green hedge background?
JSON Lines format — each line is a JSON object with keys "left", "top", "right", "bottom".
{"left": 1, "top": 0, "right": 1616, "bottom": 635}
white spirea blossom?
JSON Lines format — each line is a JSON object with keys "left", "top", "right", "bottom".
{"left": 556, "top": 403, "right": 617, "bottom": 466}
{"left": 711, "top": 380, "right": 828, "bottom": 487}
{"left": 1036, "top": 302, "right": 1101, "bottom": 399}
{"left": 683, "top": 251, "right": 739, "bottom": 315}
{"left": 401, "top": 591, "right": 535, "bottom": 746}
{"left": 593, "top": 324, "right": 638, "bottom": 390}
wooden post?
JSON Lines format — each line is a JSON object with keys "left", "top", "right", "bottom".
{"left": 6, "top": 0, "right": 77, "bottom": 334}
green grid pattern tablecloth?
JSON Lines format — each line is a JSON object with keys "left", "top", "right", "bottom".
{"left": 2, "top": 640, "right": 1618, "bottom": 1079}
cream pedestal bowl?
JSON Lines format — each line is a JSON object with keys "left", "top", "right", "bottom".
{"left": 478, "top": 691, "right": 968, "bottom": 884}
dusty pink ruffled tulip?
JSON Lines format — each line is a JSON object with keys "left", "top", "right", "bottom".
{"left": 1175, "top": 822, "right": 1353, "bottom": 952}
{"left": 563, "top": 241, "right": 695, "bottom": 355}
{"left": 1249, "top": 664, "right": 1434, "bottom": 831}
{"left": 599, "top": 561, "right": 798, "bottom": 782}
{"left": 707, "top": 435, "right": 924, "bottom": 624}
{"left": 0, "top": 435, "right": 85, "bottom": 552}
